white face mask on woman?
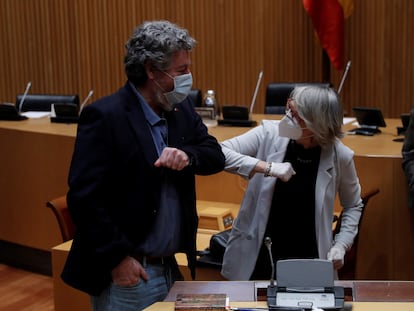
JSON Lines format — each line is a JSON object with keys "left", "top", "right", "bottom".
{"left": 162, "top": 72, "right": 193, "bottom": 107}
{"left": 278, "top": 112, "right": 304, "bottom": 140}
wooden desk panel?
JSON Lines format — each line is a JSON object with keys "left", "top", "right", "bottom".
{"left": 166, "top": 280, "right": 414, "bottom": 303}
{"left": 0, "top": 125, "right": 74, "bottom": 250}
{"left": 0, "top": 117, "right": 77, "bottom": 137}
{"left": 51, "top": 232, "right": 225, "bottom": 311}
{"left": 145, "top": 301, "right": 414, "bottom": 311}
{"left": 52, "top": 241, "right": 90, "bottom": 311}
{"left": 353, "top": 281, "right": 414, "bottom": 302}
{"left": 1, "top": 116, "right": 414, "bottom": 280}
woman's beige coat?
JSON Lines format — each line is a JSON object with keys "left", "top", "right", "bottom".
{"left": 220, "top": 120, "right": 363, "bottom": 281}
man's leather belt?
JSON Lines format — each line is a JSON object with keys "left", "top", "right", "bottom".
{"left": 132, "top": 255, "right": 166, "bottom": 266}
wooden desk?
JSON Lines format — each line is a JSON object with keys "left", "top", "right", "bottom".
{"left": 166, "top": 280, "right": 414, "bottom": 303}
{"left": 0, "top": 118, "right": 76, "bottom": 251}
{"left": 149, "top": 281, "right": 414, "bottom": 311}
{"left": 0, "top": 115, "right": 269, "bottom": 252}
{"left": 145, "top": 301, "right": 414, "bottom": 311}
{"left": 51, "top": 223, "right": 227, "bottom": 311}
{"left": 52, "top": 241, "right": 91, "bottom": 311}
{"left": 1, "top": 116, "right": 414, "bottom": 280}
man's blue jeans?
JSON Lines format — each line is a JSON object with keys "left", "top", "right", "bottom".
{"left": 90, "top": 263, "right": 175, "bottom": 311}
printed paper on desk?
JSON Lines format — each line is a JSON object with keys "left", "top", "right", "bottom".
{"left": 20, "top": 111, "right": 51, "bottom": 119}
{"left": 276, "top": 292, "right": 335, "bottom": 309}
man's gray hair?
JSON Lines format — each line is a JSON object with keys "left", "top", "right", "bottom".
{"left": 124, "top": 20, "right": 196, "bottom": 85}
{"left": 292, "top": 85, "right": 344, "bottom": 146}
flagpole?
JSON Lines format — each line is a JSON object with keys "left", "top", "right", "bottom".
{"left": 322, "top": 49, "right": 331, "bottom": 83}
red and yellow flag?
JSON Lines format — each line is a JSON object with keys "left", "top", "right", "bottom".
{"left": 303, "top": 0, "right": 354, "bottom": 71}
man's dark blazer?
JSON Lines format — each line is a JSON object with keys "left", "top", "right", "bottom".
{"left": 402, "top": 108, "right": 414, "bottom": 209}
{"left": 61, "top": 82, "right": 225, "bottom": 296}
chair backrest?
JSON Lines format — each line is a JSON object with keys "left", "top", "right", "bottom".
{"left": 46, "top": 195, "right": 76, "bottom": 242}
{"left": 334, "top": 188, "right": 380, "bottom": 279}
{"left": 188, "top": 89, "right": 203, "bottom": 107}
{"left": 265, "top": 82, "right": 331, "bottom": 114}
{"left": 16, "top": 94, "right": 79, "bottom": 112}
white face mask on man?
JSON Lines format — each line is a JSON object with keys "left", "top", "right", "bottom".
{"left": 278, "top": 111, "right": 305, "bottom": 140}
{"left": 162, "top": 72, "right": 193, "bottom": 108}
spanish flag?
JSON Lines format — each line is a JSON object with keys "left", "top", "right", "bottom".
{"left": 303, "top": 0, "right": 354, "bottom": 71}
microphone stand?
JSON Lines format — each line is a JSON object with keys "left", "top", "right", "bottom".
{"left": 18, "top": 81, "right": 32, "bottom": 113}
{"left": 337, "top": 60, "right": 351, "bottom": 95}
{"left": 79, "top": 89, "right": 94, "bottom": 113}
{"left": 265, "top": 237, "right": 278, "bottom": 308}
{"left": 249, "top": 70, "right": 263, "bottom": 117}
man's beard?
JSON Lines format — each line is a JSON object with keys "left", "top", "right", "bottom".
{"left": 154, "top": 82, "right": 174, "bottom": 112}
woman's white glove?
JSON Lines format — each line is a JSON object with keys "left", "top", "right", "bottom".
{"left": 327, "top": 243, "right": 346, "bottom": 270}
{"left": 268, "top": 162, "right": 296, "bottom": 182}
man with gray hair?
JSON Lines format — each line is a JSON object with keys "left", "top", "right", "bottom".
{"left": 61, "top": 20, "right": 225, "bottom": 310}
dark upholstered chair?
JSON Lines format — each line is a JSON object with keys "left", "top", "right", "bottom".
{"left": 265, "top": 82, "right": 332, "bottom": 114}
{"left": 188, "top": 89, "right": 202, "bottom": 107}
{"left": 46, "top": 195, "right": 76, "bottom": 242}
{"left": 333, "top": 188, "right": 380, "bottom": 280}
{"left": 16, "top": 94, "right": 79, "bottom": 112}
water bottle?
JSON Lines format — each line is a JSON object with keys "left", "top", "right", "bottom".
{"left": 204, "top": 90, "right": 218, "bottom": 119}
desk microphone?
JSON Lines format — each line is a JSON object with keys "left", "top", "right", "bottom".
{"left": 79, "top": 89, "right": 94, "bottom": 113}
{"left": 265, "top": 236, "right": 275, "bottom": 286}
{"left": 18, "top": 81, "right": 32, "bottom": 113}
{"left": 249, "top": 70, "right": 263, "bottom": 116}
{"left": 265, "top": 236, "right": 278, "bottom": 309}
{"left": 337, "top": 60, "right": 351, "bottom": 95}
{"left": 218, "top": 70, "right": 262, "bottom": 127}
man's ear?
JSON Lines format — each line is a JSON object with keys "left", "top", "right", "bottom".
{"left": 145, "top": 63, "right": 155, "bottom": 80}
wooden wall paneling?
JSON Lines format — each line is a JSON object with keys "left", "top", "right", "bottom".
{"left": 0, "top": 1, "right": 12, "bottom": 100}
{"left": 346, "top": 0, "right": 414, "bottom": 118}
{"left": 262, "top": 1, "right": 324, "bottom": 107}
{"left": 386, "top": 1, "right": 414, "bottom": 116}
{"left": 2, "top": 0, "right": 414, "bottom": 117}
{"left": 193, "top": 1, "right": 222, "bottom": 106}
{"left": 28, "top": 1, "right": 54, "bottom": 93}
{"left": 51, "top": 0, "right": 73, "bottom": 92}
{"left": 71, "top": 0, "right": 93, "bottom": 100}
{"left": 0, "top": 1, "right": 30, "bottom": 101}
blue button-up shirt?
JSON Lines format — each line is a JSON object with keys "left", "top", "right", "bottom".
{"left": 129, "top": 82, "right": 182, "bottom": 256}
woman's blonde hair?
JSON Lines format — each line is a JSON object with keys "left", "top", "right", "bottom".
{"left": 291, "top": 85, "right": 344, "bottom": 146}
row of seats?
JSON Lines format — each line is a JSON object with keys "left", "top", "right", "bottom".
{"left": 264, "top": 82, "right": 331, "bottom": 114}
{"left": 14, "top": 94, "right": 79, "bottom": 112}
{"left": 190, "top": 82, "right": 332, "bottom": 114}
{"left": 12, "top": 82, "right": 330, "bottom": 114}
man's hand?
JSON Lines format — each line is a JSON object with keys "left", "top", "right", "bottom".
{"left": 154, "top": 147, "right": 190, "bottom": 170}
{"left": 111, "top": 256, "right": 149, "bottom": 286}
